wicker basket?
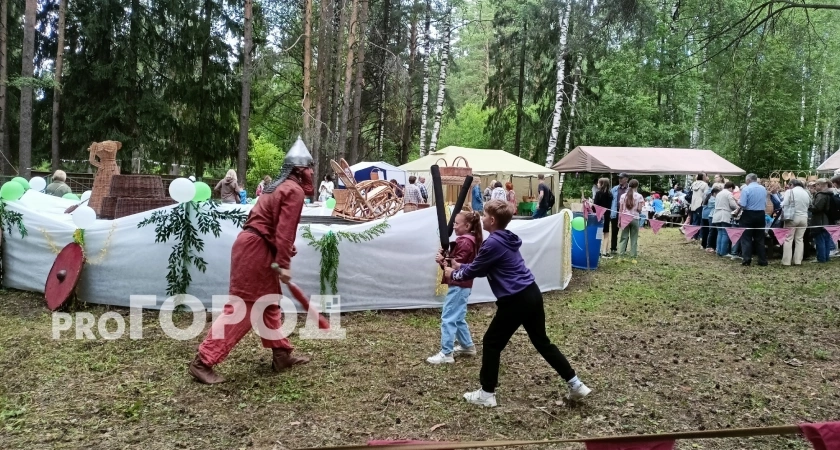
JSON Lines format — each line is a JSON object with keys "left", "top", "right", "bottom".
{"left": 403, "top": 203, "right": 431, "bottom": 213}
{"left": 114, "top": 198, "right": 176, "bottom": 219}
{"left": 99, "top": 197, "right": 118, "bottom": 219}
{"left": 436, "top": 156, "right": 472, "bottom": 177}
{"left": 108, "top": 175, "right": 165, "bottom": 199}
{"left": 441, "top": 175, "right": 480, "bottom": 186}
{"left": 332, "top": 189, "right": 350, "bottom": 211}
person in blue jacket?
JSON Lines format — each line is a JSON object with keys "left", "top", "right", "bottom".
{"left": 445, "top": 200, "right": 592, "bottom": 408}
{"left": 471, "top": 177, "right": 484, "bottom": 213}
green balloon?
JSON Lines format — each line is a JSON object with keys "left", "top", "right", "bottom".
{"left": 11, "top": 176, "right": 29, "bottom": 190}
{"left": 326, "top": 197, "right": 337, "bottom": 209}
{"left": 63, "top": 192, "right": 80, "bottom": 201}
{"left": 571, "top": 216, "right": 586, "bottom": 231}
{"left": 193, "top": 182, "right": 211, "bottom": 202}
{"left": 0, "top": 181, "right": 25, "bottom": 200}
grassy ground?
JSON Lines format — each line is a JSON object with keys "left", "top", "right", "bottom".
{"left": 0, "top": 228, "right": 838, "bottom": 449}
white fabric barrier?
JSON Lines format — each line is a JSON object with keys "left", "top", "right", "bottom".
{"left": 2, "top": 192, "right": 571, "bottom": 312}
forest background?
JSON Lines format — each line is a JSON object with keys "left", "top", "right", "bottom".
{"left": 0, "top": 0, "right": 838, "bottom": 195}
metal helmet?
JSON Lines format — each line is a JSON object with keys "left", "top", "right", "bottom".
{"left": 263, "top": 136, "right": 314, "bottom": 194}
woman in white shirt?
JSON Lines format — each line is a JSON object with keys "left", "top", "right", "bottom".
{"left": 490, "top": 181, "right": 506, "bottom": 202}
{"left": 712, "top": 181, "right": 739, "bottom": 257}
{"left": 318, "top": 175, "right": 335, "bottom": 202}
{"left": 618, "top": 179, "right": 645, "bottom": 258}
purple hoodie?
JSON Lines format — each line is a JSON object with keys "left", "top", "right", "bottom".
{"left": 451, "top": 229, "right": 535, "bottom": 299}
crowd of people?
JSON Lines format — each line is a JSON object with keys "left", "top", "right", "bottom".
{"left": 588, "top": 171, "right": 840, "bottom": 264}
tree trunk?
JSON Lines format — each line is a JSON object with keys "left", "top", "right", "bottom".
{"left": 558, "top": 54, "right": 581, "bottom": 196}
{"left": 330, "top": 0, "right": 350, "bottom": 159}
{"left": 376, "top": 0, "right": 391, "bottom": 158}
{"left": 302, "top": 0, "right": 313, "bottom": 138}
{"left": 544, "top": 0, "right": 571, "bottom": 168}
{"left": 336, "top": 0, "right": 360, "bottom": 161}
{"left": 313, "top": 0, "right": 335, "bottom": 180}
{"left": 690, "top": 91, "right": 702, "bottom": 149}
{"left": 50, "top": 0, "right": 67, "bottom": 172}
{"left": 0, "top": 0, "right": 8, "bottom": 175}
{"left": 237, "top": 0, "right": 254, "bottom": 183}
{"left": 18, "top": 0, "right": 36, "bottom": 179}
{"left": 417, "top": 0, "right": 432, "bottom": 157}
{"left": 743, "top": 93, "right": 753, "bottom": 155}
{"left": 820, "top": 123, "right": 830, "bottom": 165}
{"left": 513, "top": 21, "right": 527, "bottom": 157}
{"left": 427, "top": 6, "right": 451, "bottom": 155}
{"left": 349, "top": 0, "right": 368, "bottom": 164}
{"left": 129, "top": 0, "right": 142, "bottom": 173}
{"left": 810, "top": 82, "right": 822, "bottom": 167}
{"left": 399, "top": 0, "right": 419, "bottom": 165}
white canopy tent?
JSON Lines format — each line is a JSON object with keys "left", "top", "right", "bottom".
{"left": 817, "top": 149, "right": 840, "bottom": 173}
{"left": 399, "top": 147, "right": 559, "bottom": 212}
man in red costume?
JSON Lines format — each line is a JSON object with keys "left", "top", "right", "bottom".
{"left": 189, "top": 137, "right": 314, "bottom": 384}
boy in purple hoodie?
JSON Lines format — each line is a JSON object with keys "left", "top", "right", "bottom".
{"left": 445, "top": 200, "right": 591, "bottom": 407}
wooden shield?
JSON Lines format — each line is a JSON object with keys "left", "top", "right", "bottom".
{"left": 44, "top": 243, "right": 85, "bottom": 311}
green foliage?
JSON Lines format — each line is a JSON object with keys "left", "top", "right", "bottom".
{"left": 0, "top": 203, "right": 27, "bottom": 238}
{"left": 301, "top": 221, "right": 390, "bottom": 296}
{"left": 437, "top": 103, "right": 494, "bottom": 149}
{"left": 137, "top": 201, "right": 247, "bottom": 297}
{"left": 246, "top": 135, "right": 285, "bottom": 190}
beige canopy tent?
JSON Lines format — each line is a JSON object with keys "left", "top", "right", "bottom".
{"left": 817, "top": 149, "right": 840, "bottom": 173}
{"left": 399, "top": 146, "right": 559, "bottom": 213}
{"left": 551, "top": 146, "right": 746, "bottom": 176}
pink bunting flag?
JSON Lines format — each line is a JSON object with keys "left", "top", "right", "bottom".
{"left": 593, "top": 205, "right": 608, "bottom": 222}
{"left": 825, "top": 225, "right": 840, "bottom": 244}
{"left": 619, "top": 212, "right": 635, "bottom": 230}
{"left": 586, "top": 440, "right": 675, "bottom": 450}
{"left": 771, "top": 227, "right": 792, "bottom": 245}
{"left": 726, "top": 227, "right": 746, "bottom": 246}
{"left": 683, "top": 225, "right": 701, "bottom": 240}
{"left": 799, "top": 421, "right": 840, "bottom": 450}
{"left": 649, "top": 219, "right": 665, "bottom": 235}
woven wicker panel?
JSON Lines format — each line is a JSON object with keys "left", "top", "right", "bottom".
{"left": 108, "top": 175, "right": 165, "bottom": 199}
{"left": 88, "top": 141, "right": 122, "bottom": 215}
{"left": 332, "top": 189, "right": 350, "bottom": 212}
{"left": 99, "top": 197, "right": 118, "bottom": 220}
{"left": 114, "top": 198, "right": 176, "bottom": 219}
{"left": 437, "top": 156, "right": 472, "bottom": 177}
{"left": 440, "top": 175, "right": 480, "bottom": 186}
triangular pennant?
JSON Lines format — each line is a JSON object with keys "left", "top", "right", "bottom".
{"left": 825, "top": 225, "right": 840, "bottom": 244}
{"left": 585, "top": 440, "right": 676, "bottom": 450}
{"left": 726, "top": 227, "right": 746, "bottom": 246}
{"left": 649, "top": 219, "right": 665, "bottom": 235}
{"left": 799, "top": 421, "right": 840, "bottom": 450}
{"left": 771, "top": 227, "right": 792, "bottom": 245}
{"left": 683, "top": 225, "right": 701, "bottom": 240}
{"left": 619, "top": 212, "right": 635, "bottom": 229}
{"left": 593, "top": 205, "right": 607, "bottom": 222}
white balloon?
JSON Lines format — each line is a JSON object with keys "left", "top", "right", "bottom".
{"left": 81, "top": 190, "right": 92, "bottom": 202}
{"left": 72, "top": 205, "right": 97, "bottom": 229}
{"left": 29, "top": 176, "right": 46, "bottom": 192}
{"left": 168, "top": 177, "right": 196, "bottom": 203}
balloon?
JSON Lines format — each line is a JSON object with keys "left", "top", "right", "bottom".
{"left": 63, "top": 193, "right": 80, "bottom": 201}
{"left": 29, "top": 176, "right": 46, "bottom": 192}
{"left": 72, "top": 205, "right": 97, "bottom": 229}
{"left": 193, "top": 182, "right": 211, "bottom": 202}
{"left": 168, "top": 177, "right": 196, "bottom": 203}
{"left": 80, "top": 190, "right": 92, "bottom": 202}
{"left": 0, "top": 181, "right": 24, "bottom": 201}
{"left": 325, "top": 197, "right": 336, "bottom": 209}
{"left": 571, "top": 216, "right": 586, "bottom": 231}
{"left": 11, "top": 176, "right": 29, "bottom": 191}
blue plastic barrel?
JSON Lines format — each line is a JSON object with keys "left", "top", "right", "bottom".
{"left": 571, "top": 212, "right": 602, "bottom": 270}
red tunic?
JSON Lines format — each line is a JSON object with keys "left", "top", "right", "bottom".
{"left": 230, "top": 178, "right": 304, "bottom": 300}
{"left": 440, "top": 235, "right": 476, "bottom": 289}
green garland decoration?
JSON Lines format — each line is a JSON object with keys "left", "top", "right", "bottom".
{"left": 0, "top": 201, "right": 27, "bottom": 238}
{"left": 137, "top": 200, "right": 247, "bottom": 297}
{"left": 301, "top": 221, "right": 390, "bottom": 295}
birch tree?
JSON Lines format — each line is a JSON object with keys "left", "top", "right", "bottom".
{"left": 417, "top": 0, "right": 432, "bottom": 157}
{"left": 557, "top": 55, "right": 581, "bottom": 194}
{"left": 544, "top": 0, "right": 571, "bottom": 168}
{"left": 428, "top": 5, "right": 452, "bottom": 155}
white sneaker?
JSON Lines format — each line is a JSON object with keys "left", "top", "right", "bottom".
{"left": 426, "top": 352, "right": 454, "bottom": 364}
{"left": 453, "top": 344, "right": 477, "bottom": 357}
{"left": 463, "top": 388, "right": 497, "bottom": 407}
{"left": 567, "top": 383, "right": 592, "bottom": 401}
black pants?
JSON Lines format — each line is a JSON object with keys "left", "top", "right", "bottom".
{"left": 480, "top": 283, "right": 576, "bottom": 392}
{"left": 610, "top": 217, "right": 619, "bottom": 251}
{"left": 739, "top": 210, "right": 767, "bottom": 265}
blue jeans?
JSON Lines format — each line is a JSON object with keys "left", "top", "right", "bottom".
{"left": 441, "top": 286, "right": 474, "bottom": 354}
{"left": 532, "top": 208, "right": 548, "bottom": 219}
{"left": 813, "top": 228, "right": 832, "bottom": 263}
{"left": 714, "top": 222, "right": 731, "bottom": 256}
{"left": 691, "top": 209, "right": 702, "bottom": 239}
